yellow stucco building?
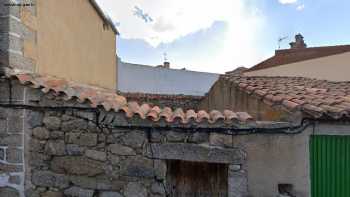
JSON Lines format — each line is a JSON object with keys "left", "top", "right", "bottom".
{"left": 22, "top": 0, "right": 118, "bottom": 90}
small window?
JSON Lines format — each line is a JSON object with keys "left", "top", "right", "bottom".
{"left": 103, "top": 23, "right": 109, "bottom": 30}
{"left": 167, "top": 160, "right": 228, "bottom": 197}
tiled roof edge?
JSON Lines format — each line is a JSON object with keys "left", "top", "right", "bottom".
{"left": 5, "top": 71, "right": 262, "bottom": 127}
{"left": 227, "top": 76, "right": 350, "bottom": 120}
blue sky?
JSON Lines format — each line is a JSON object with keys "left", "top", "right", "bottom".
{"left": 97, "top": 0, "right": 350, "bottom": 73}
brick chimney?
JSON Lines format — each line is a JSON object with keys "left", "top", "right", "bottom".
{"left": 163, "top": 61, "right": 170, "bottom": 68}
{"left": 289, "top": 34, "right": 307, "bottom": 49}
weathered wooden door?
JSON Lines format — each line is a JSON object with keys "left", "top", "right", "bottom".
{"left": 167, "top": 160, "right": 228, "bottom": 197}
{"left": 310, "top": 135, "right": 350, "bottom": 197}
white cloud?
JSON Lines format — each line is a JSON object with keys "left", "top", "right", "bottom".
{"left": 296, "top": 4, "right": 305, "bottom": 11}
{"left": 278, "top": 0, "right": 298, "bottom": 5}
{"left": 96, "top": 0, "right": 267, "bottom": 72}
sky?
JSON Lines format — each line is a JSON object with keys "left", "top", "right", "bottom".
{"left": 96, "top": 0, "right": 350, "bottom": 74}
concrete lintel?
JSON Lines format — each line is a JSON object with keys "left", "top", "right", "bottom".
{"left": 146, "top": 143, "right": 245, "bottom": 164}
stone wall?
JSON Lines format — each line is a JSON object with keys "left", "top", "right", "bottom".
{"left": 4, "top": 75, "right": 350, "bottom": 197}
{"left": 0, "top": 80, "right": 248, "bottom": 197}
{"left": 0, "top": 79, "right": 28, "bottom": 197}
{"left": 0, "top": 0, "right": 37, "bottom": 73}
{"left": 25, "top": 110, "right": 247, "bottom": 197}
{"left": 120, "top": 92, "right": 204, "bottom": 110}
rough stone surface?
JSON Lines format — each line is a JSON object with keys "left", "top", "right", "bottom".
{"left": 230, "top": 164, "right": 242, "bottom": 171}
{"left": 109, "top": 154, "right": 120, "bottom": 165}
{"left": 99, "top": 191, "right": 123, "bottom": 197}
{"left": 70, "top": 176, "right": 98, "bottom": 189}
{"left": 66, "top": 144, "right": 85, "bottom": 155}
{"left": 109, "top": 144, "right": 136, "bottom": 156}
{"left": 148, "top": 143, "right": 245, "bottom": 164}
{"left": 150, "top": 130, "right": 164, "bottom": 143}
{"left": 29, "top": 152, "right": 50, "bottom": 169}
{"left": 151, "top": 182, "right": 166, "bottom": 195}
{"left": 32, "top": 170, "right": 69, "bottom": 189}
{"left": 43, "top": 116, "right": 61, "bottom": 130}
{"left": 27, "top": 111, "right": 44, "bottom": 128}
{"left": 124, "top": 182, "right": 147, "bottom": 197}
{"left": 45, "top": 140, "right": 66, "bottom": 156}
{"left": 119, "top": 156, "right": 154, "bottom": 178}
{"left": 85, "top": 149, "right": 107, "bottom": 161}
{"left": 29, "top": 138, "right": 45, "bottom": 152}
{"left": 209, "top": 132, "right": 233, "bottom": 147}
{"left": 62, "top": 119, "right": 88, "bottom": 132}
{"left": 120, "top": 130, "right": 146, "bottom": 148}
{"left": 64, "top": 186, "right": 94, "bottom": 197}
{"left": 41, "top": 191, "right": 63, "bottom": 197}
{"left": 32, "top": 127, "right": 50, "bottom": 140}
{"left": 166, "top": 130, "right": 187, "bottom": 142}
{"left": 189, "top": 132, "right": 209, "bottom": 143}
{"left": 51, "top": 156, "right": 104, "bottom": 176}
{"left": 18, "top": 92, "right": 247, "bottom": 197}
{"left": 154, "top": 160, "right": 167, "bottom": 180}
{"left": 66, "top": 133, "right": 98, "bottom": 147}
{"left": 49, "top": 131, "right": 64, "bottom": 139}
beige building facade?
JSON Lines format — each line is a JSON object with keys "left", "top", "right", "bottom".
{"left": 245, "top": 51, "right": 350, "bottom": 81}
{"left": 22, "top": 0, "right": 118, "bottom": 89}
{"left": 244, "top": 34, "right": 350, "bottom": 81}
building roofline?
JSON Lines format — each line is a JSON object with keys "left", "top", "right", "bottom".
{"left": 89, "top": 0, "right": 120, "bottom": 35}
{"left": 120, "top": 61, "right": 220, "bottom": 75}
{"left": 5, "top": 71, "right": 258, "bottom": 127}
{"left": 246, "top": 44, "right": 350, "bottom": 72}
{"left": 225, "top": 75, "right": 350, "bottom": 120}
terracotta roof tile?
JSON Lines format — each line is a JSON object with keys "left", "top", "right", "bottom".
{"left": 10, "top": 72, "right": 255, "bottom": 125}
{"left": 223, "top": 110, "right": 239, "bottom": 121}
{"left": 236, "top": 112, "right": 253, "bottom": 122}
{"left": 227, "top": 76, "right": 350, "bottom": 119}
{"left": 147, "top": 106, "right": 161, "bottom": 121}
{"left": 209, "top": 110, "right": 225, "bottom": 122}
{"left": 197, "top": 110, "right": 210, "bottom": 122}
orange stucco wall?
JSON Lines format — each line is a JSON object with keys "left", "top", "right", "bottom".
{"left": 30, "top": 0, "right": 117, "bottom": 89}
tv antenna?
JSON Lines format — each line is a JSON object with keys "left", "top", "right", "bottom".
{"left": 163, "top": 52, "right": 168, "bottom": 62}
{"left": 278, "top": 36, "right": 288, "bottom": 49}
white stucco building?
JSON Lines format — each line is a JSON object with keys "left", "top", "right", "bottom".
{"left": 117, "top": 60, "right": 220, "bottom": 96}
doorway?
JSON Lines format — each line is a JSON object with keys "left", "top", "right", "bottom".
{"left": 167, "top": 160, "right": 228, "bottom": 197}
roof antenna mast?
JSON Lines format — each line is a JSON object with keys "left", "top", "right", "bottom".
{"left": 278, "top": 36, "right": 288, "bottom": 49}
{"left": 163, "top": 52, "right": 168, "bottom": 62}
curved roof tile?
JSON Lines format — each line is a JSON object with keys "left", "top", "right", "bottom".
{"left": 11, "top": 73, "right": 255, "bottom": 125}
{"left": 229, "top": 76, "right": 350, "bottom": 119}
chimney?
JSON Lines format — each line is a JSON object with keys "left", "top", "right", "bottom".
{"left": 289, "top": 33, "right": 307, "bottom": 49}
{"left": 163, "top": 61, "right": 170, "bottom": 68}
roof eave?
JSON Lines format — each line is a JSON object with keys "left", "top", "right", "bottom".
{"left": 89, "top": 0, "right": 120, "bottom": 35}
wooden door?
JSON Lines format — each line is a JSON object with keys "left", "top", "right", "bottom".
{"left": 167, "top": 160, "right": 228, "bottom": 197}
